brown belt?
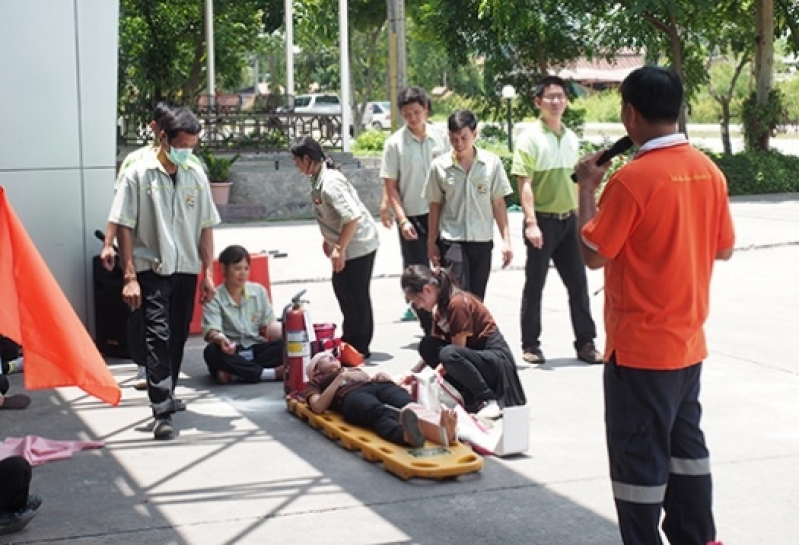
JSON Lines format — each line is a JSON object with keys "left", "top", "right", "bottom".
{"left": 536, "top": 210, "right": 575, "bottom": 220}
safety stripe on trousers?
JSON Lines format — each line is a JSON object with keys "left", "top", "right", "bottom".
{"left": 613, "top": 457, "right": 711, "bottom": 504}
{"left": 670, "top": 456, "right": 711, "bottom": 476}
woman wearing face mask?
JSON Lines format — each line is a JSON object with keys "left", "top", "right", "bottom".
{"left": 400, "top": 264, "right": 526, "bottom": 419}
{"left": 289, "top": 137, "right": 379, "bottom": 360}
{"left": 202, "top": 245, "right": 285, "bottom": 384}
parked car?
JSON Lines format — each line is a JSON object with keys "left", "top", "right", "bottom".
{"left": 363, "top": 101, "right": 392, "bottom": 130}
{"left": 286, "top": 93, "right": 342, "bottom": 114}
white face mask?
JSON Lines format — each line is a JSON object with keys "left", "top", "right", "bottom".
{"left": 167, "top": 145, "right": 192, "bottom": 167}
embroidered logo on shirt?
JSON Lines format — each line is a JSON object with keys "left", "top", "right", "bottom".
{"left": 476, "top": 182, "right": 488, "bottom": 194}
{"left": 185, "top": 193, "right": 196, "bottom": 208}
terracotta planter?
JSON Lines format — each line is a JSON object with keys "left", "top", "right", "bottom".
{"left": 210, "top": 182, "right": 233, "bottom": 205}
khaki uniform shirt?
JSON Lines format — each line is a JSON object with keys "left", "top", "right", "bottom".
{"left": 311, "top": 165, "right": 379, "bottom": 260}
{"left": 423, "top": 147, "right": 512, "bottom": 242}
{"left": 379, "top": 123, "right": 450, "bottom": 216}
{"left": 201, "top": 282, "right": 275, "bottom": 349}
{"left": 108, "top": 147, "right": 221, "bottom": 275}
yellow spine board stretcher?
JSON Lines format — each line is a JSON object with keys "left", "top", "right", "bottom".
{"left": 286, "top": 399, "right": 483, "bottom": 480}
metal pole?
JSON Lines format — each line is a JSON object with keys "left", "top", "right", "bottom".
{"left": 205, "top": 0, "right": 215, "bottom": 100}
{"left": 339, "top": 0, "right": 351, "bottom": 151}
{"left": 507, "top": 99, "right": 513, "bottom": 152}
{"left": 285, "top": 0, "right": 294, "bottom": 100}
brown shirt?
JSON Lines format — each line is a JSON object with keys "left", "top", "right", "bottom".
{"left": 304, "top": 367, "right": 372, "bottom": 407}
{"left": 432, "top": 291, "right": 498, "bottom": 347}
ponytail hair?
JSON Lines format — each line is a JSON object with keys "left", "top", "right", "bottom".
{"left": 289, "top": 136, "right": 339, "bottom": 170}
{"left": 400, "top": 264, "right": 462, "bottom": 318}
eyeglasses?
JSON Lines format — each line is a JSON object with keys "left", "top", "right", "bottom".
{"left": 541, "top": 94, "right": 568, "bottom": 103}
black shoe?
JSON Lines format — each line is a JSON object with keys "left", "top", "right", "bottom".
{"left": 153, "top": 416, "right": 175, "bottom": 440}
{"left": 0, "top": 495, "right": 42, "bottom": 535}
{"left": 576, "top": 341, "right": 603, "bottom": 364}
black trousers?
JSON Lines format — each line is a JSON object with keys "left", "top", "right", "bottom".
{"left": 520, "top": 214, "right": 596, "bottom": 351}
{"left": 398, "top": 214, "right": 433, "bottom": 334}
{"left": 137, "top": 271, "right": 197, "bottom": 418}
{"left": 605, "top": 357, "right": 715, "bottom": 545}
{"left": 338, "top": 382, "right": 414, "bottom": 445}
{"left": 0, "top": 456, "right": 31, "bottom": 512}
{"left": 438, "top": 240, "right": 493, "bottom": 300}
{"left": 203, "top": 340, "right": 284, "bottom": 383}
{"left": 331, "top": 251, "right": 376, "bottom": 357}
{"left": 418, "top": 336, "right": 500, "bottom": 412}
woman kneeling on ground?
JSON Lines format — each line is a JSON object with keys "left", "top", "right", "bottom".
{"left": 202, "top": 245, "right": 285, "bottom": 384}
{"left": 400, "top": 265, "right": 527, "bottom": 419}
{"left": 304, "top": 351, "right": 457, "bottom": 448}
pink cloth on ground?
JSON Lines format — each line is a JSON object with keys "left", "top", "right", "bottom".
{"left": 0, "top": 435, "right": 104, "bottom": 466}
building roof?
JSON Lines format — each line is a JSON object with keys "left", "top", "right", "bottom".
{"left": 555, "top": 52, "right": 645, "bottom": 84}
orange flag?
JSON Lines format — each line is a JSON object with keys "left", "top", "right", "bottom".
{"left": 0, "top": 187, "right": 121, "bottom": 406}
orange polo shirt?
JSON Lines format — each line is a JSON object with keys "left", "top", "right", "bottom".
{"left": 581, "top": 139, "right": 735, "bottom": 370}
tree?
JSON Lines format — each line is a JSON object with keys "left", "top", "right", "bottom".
{"left": 750, "top": 0, "right": 775, "bottom": 150}
{"left": 118, "top": 0, "right": 282, "bottom": 123}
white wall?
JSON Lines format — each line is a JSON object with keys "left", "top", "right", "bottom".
{"left": 0, "top": 0, "right": 119, "bottom": 326}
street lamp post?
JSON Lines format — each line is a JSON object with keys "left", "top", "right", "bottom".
{"left": 501, "top": 84, "right": 516, "bottom": 152}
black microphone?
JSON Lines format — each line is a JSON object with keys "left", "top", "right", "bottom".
{"left": 571, "top": 136, "right": 634, "bottom": 181}
{"left": 94, "top": 229, "right": 106, "bottom": 242}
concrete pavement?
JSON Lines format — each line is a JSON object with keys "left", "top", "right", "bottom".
{"left": 1, "top": 193, "right": 798, "bottom": 544}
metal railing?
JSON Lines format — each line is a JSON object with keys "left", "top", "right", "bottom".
{"left": 118, "top": 110, "right": 345, "bottom": 151}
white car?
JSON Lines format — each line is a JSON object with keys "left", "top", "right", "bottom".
{"left": 281, "top": 93, "right": 342, "bottom": 114}
{"left": 362, "top": 101, "right": 392, "bottom": 130}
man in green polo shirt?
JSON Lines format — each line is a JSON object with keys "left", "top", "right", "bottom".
{"left": 511, "top": 76, "right": 601, "bottom": 365}
{"left": 109, "top": 107, "right": 220, "bottom": 440}
{"left": 424, "top": 109, "right": 513, "bottom": 301}
{"left": 379, "top": 86, "right": 449, "bottom": 332}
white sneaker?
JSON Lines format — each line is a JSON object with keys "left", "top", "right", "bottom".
{"left": 476, "top": 400, "right": 502, "bottom": 420}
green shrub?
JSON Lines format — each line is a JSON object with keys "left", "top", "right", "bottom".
{"left": 573, "top": 91, "right": 621, "bottom": 123}
{"left": 709, "top": 150, "right": 799, "bottom": 195}
{"left": 352, "top": 129, "right": 387, "bottom": 152}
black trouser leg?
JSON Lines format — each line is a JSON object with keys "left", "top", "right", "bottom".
{"left": 464, "top": 241, "right": 493, "bottom": 301}
{"left": 138, "top": 272, "right": 195, "bottom": 417}
{"left": 419, "top": 335, "right": 447, "bottom": 368}
{"left": 399, "top": 214, "right": 433, "bottom": 334}
{"left": 204, "top": 340, "right": 285, "bottom": 383}
{"left": 253, "top": 339, "right": 285, "bottom": 369}
{"left": 0, "top": 456, "right": 31, "bottom": 512}
{"left": 438, "top": 344, "right": 499, "bottom": 410}
{"left": 331, "top": 251, "right": 375, "bottom": 356}
{"left": 127, "top": 307, "right": 146, "bottom": 366}
{"left": 438, "top": 240, "right": 469, "bottom": 292}
{"left": 168, "top": 273, "right": 198, "bottom": 389}
{"left": 551, "top": 215, "right": 596, "bottom": 349}
{"left": 520, "top": 220, "right": 556, "bottom": 351}
{"left": 339, "top": 383, "right": 413, "bottom": 445}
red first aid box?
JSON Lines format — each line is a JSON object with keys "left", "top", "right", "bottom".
{"left": 189, "top": 252, "right": 271, "bottom": 335}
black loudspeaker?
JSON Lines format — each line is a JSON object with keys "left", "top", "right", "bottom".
{"left": 93, "top": 255, "right": 131, "bottom": 359}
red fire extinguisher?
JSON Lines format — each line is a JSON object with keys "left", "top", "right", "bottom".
{"left": 282, "top": 289, "right": 311, "bottom": 395}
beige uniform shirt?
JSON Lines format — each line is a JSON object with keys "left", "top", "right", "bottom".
{"left": 311, "top": 165, "right": 379, "bottom": 260}
{"left": 108, "top": 147, "right": 221, "bottom": 275}
{"left": 423, "top": 147, "right": 512, "bottom": 242}
{"left": 379, "top": 123, "right": 450, "bottom": 216}
{"left": 201, "top": 282, "right": 275, "bottom": 349}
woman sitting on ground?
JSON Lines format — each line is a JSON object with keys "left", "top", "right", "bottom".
{"left": 202, "top": 245, "right": 285, "bottom": 384}
{"left": 400, "top": 264, "right": 527, "bottom": 419}
{"left": 304, "top": 351, "right": 457, "bottom": 448}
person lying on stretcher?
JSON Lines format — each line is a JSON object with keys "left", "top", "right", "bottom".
{"left": 304, "top": 351, "right": 457, "bottom": 448}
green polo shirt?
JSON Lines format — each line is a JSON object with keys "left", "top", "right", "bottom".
{"left": 108, "top": 147, "right": 221, "bottom": 275}
{"left": 423, "top": 147, "right": 512, "bottom": 242}
{"left": 379, "top": 123, "right": 450, "bottom": 217}
{"left": 201, "top": 282, "right": 275, "bottom": 348}
{"left": 310, "top": 165, "right": 379, "bottom": 260}
{"left": 510, "top": 119, "right": 580, "bottom": 213}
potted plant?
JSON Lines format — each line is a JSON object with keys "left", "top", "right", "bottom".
{"left": 198, "top": 147, "right": 241, "bottom": 205}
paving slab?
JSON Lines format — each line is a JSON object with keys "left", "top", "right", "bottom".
{"left": 1, "top": 193, "right": 797, "bottom": 544}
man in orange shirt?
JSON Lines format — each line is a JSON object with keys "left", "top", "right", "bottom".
{"left": 575, "top": 66, "right": 735, "bottom": 545}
